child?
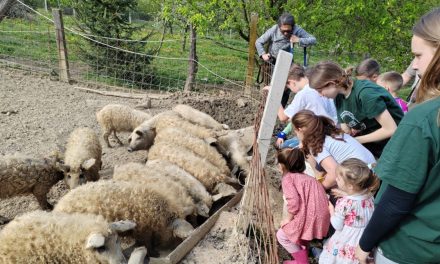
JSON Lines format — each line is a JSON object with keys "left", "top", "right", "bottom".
{"left": 377, "top": 71, "right": 408, "bottom": 113}
{"left": 346, "top": 58, "right": 381, "bottom": 82}
{"left": 276, "top": 148, "right": 330, "bottom": 264}
{"left": 319, "top": 158, "right": 379, "bottom": 264}
{"left": 272, "top": 64, "right": 338, "bottom": 149}
{"left": 308, "top": 61, "right": 404, "bottom": 158}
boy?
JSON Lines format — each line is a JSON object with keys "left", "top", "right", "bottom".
{"left": 377, "top": 71, "right": 408, "bottom": 113}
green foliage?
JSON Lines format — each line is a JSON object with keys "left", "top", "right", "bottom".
{"left": 68, "top": 0, "right": 157, "bottom": 88}
{"left": 218, "top": 0, "right": 438, "bottom": 72}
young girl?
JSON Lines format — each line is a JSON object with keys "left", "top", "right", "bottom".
{"left": 308, "top": 61, "right": 404, "bottom": 158}
{"left": 276, "top": 148, "right": 330, "bottom": 264}
{"left": 291, "top": 110, "right": 376, "bottom": 190}
{"left": 319, "top": 158, "right": 379, "bottom": 264}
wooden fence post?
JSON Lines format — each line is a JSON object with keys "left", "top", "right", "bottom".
{"left": 52, "top": 9, "right": 70, "bottom": 83}
{"left": 244, "top": 13, "right": 258, "bottom": 95}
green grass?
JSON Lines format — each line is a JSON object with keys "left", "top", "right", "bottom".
{"left": 0, "top": 10, "right": 415, "bottom": 94}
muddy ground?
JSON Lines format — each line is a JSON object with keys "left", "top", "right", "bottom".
{"left": 0, "top": 67, "right": 292, "bottom": 263}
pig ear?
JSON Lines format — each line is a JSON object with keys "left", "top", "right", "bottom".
{"left": 81, "top": 158, "right": 96, "bottom": 170}
{"left": 135, "top": 130, "right": 144, "bottom": 137}
{"left": 110, "top": 220, "right": 136, "bottom": 233}
{"left": 85, "top": 233, "right": 105, "bottom": 249}
{"left": 171, "top": 219, "right": 194, "bottom": 239}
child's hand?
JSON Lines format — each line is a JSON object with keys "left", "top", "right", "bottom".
{"left": 263, "top": 85, "right": 271, "bottom": 91}
{"left": 328, "top": 202, "right": 335, "bottom": 216}
{"left": 276, "top": 138, "right": 284, "bottom": 148}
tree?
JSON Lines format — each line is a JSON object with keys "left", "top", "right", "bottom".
{"left": 68, "top": 0, "right": 157, "bottom": 88}
{"left": 218, "top": 0, "right": 437, "bottom": 71}
{"left": 0, "top": 0, "right": 15, "bottom": 21}
{"left": 159, "top": 0, "right": 220, "bottom": 91}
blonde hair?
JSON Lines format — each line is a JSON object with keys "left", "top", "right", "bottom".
{"left": 378, "top": 71, "right": 403, "bottom": 92}
{"left": 308, "top": 61, "right": 353, "bottom": 91}
{"left": 413, "top": 7, "right": 440, "bottom": 103}
{"left": 337, "top": 158, "right": 380, "bottom": 194}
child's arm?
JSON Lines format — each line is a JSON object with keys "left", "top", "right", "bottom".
{"left": 330, "top": 200, "right": 346, "bottom": 231}
{"left": 276, "top": 123, "right": 293, "bottom": 147}
{"left": 282, "top": 176, "right": 301, "bottom": 215}
{"left": 355, "top": 109, "right": 397, "bottom": 144}
{"left": 281, "top": 196, "right": 294, "bottom": 226}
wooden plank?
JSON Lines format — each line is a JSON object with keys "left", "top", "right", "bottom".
{"left": 257, "top": 50, "right": 292, "bottom": 165}
{"left": 149, "top": 190, "right": 243, "bottom": 264}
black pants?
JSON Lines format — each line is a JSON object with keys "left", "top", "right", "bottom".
{"left": 281, "top": 88, "right": 291, "bottom": 108}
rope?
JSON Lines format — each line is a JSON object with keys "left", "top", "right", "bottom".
{"left": 14, "top": 0, "right": 247, "bottom": 90}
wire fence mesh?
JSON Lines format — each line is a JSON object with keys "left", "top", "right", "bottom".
{"left": 0, "top": 1, "right": 262, "bottom": 98}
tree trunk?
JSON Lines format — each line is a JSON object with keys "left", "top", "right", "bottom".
{"left": 182, "top": 25, "right": 189, "bottom": 52}
{"left": 184, "top": 24, "right": 197, "bottom": 92}
{"left": 0, "top": 0, "right": 16, "bottom": 22}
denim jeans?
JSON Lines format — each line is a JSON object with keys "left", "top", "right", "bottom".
{"left": 281, "top": 136, "right": 300, "bottom": 149}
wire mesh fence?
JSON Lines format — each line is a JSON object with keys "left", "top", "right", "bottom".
{"left": 0, "top": 1, "right": 260, "bottom": 98}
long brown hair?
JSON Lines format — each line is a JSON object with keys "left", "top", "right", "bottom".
{"left": 308, "top": 61, "right": 353, "bottom": 91}
{"left": 291, "top": 110, "right": 344, "bottom": 156}
{"left": 413, "top": 7, "right": 440, "bottom": 103}
{"left": 338, "top": 158, "right": 380, "bottom": 194}
{"left": 277, "top": 148, "right": 306, "bottom": 173}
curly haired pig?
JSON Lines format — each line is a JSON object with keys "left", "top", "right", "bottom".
{"left": 54, "top": 180, "right": 194, "bottom": 256}
{"left": 0, "top": 210, "right": 145, "bottom": 264}
{"left": 145, "top": 159, "right": 213, "bottom": 213}
{"left": 64, "top": 127, "right": 102, "bottom": 189}
{"left": 172, "top": 104, "right": 229, "bottom": 130}
{"left": 215, "top": 126, "right": 254, "bottom": 176}
{"left": 96, "top": 104, "right": 152, "bottom": 148}
{"left": 147, "top": 141, "right": 238, "bottom": 192}
{"left": 0, "top": 153, "right": 68, "bottom": 210}
{"left": 154, "top": 127, "right": 230, "bottom": 175}
{"left": 127, "top": 110, "right": 221, "bottom": 152}
{"left": 113, "top": 162, "right": 205, "bottom": 217}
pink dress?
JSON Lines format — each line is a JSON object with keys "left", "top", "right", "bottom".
{"left": 319, "top": 194, "right": 375, "bottom": 264}
{"left": 281, "top": 172, "right": 330, "bottom": 243}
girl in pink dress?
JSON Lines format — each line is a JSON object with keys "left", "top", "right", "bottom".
{"left": 319, "top": 158, "right": 379, "bottom": 264}
{"left": 276, "top": 148, "right": 330, "bottom": 264}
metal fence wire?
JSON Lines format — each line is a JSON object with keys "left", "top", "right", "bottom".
{"left": 0, "top": 1, "right": 263, "bottom": 97}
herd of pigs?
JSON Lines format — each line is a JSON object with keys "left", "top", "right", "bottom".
{"left": 0, "top": 103, "right": 254, "bottom": 264}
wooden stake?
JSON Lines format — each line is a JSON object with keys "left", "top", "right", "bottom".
{"left": 245, "top": 13, "right": 258, "bottom": 95}
{"left": 52, "top": 9, "right": 70, "bottom": 83}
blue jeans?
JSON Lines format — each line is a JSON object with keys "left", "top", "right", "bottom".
{"left": 281, "top": 137, "right": 300, "bottom": 149}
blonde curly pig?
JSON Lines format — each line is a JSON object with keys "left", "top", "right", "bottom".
{"left": 145, "top": 159, "right": 213, "bottom": 213}
{"left": 54, "top": 180, "right": 193, "bottom": 256}
{"left": 147, "top": 141, "right": 238, "bottom": 192}
{"left": 113, "top": 162, "right": 197, "bottom": 217}
{"left": 154, "top": 127, "right": 230, "bottom": 175}
{"left": 96, "top": 104, "right": 152, "bottom": 148}
{"left": 64, "top": 127, "right": 102, "bottom": 189}
{"left": 0, "top": 210, "right": 144, "bottom": 264}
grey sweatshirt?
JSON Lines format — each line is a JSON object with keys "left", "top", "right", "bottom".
{"left": 255, "top": 24, "right": 316, "bottom": 58}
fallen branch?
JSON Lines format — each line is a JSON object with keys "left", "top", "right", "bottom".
{"left": 73, "top": 86, "right": 171, "bottom": 100}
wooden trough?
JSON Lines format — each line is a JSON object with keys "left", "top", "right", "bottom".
{"left": 149, "top": 190, "right": 243, "bottom": 264}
